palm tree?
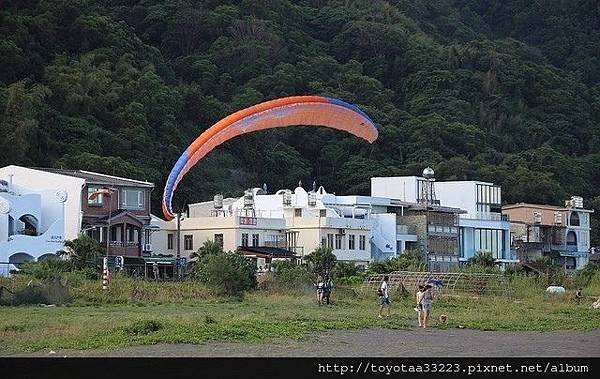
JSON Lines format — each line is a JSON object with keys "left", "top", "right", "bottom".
{"left": 58, "top": 234, "right": 102, "bottom": 269}
{"left": 190, "top": 240, "right": 224, "bottom": 260}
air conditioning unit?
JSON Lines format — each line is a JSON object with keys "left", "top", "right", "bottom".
{"left": 339, "top": 228, "right": 346, "bottom": 235}
{"left": 144, "top": 244, "right": 152, "bottom": 252}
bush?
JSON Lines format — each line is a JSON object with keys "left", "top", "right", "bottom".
{"left": 575, "top": 262, "right": 600, "bottom": 287}
{"left": 10, "top": 279, "right": 70, "bottom": 305}
{"left": 367, "top": 249, "right": 426, "bottom": 274}
{"left": 192, "top": 251, "right": 257, "bottom": 298}
{"left": 58, "top": 234, "right": 102, "bottom": 270}
{"left": 467, "top": 251, "right": 496, "bottom": 268}
{"left": 19, "top": 259, "right": 71, "bottom": 280}
{"left": 123, "top": 320, "right": 163, "bottom": 336}
{"left": 260, "top": 261, "right": 314, "bottom": 292}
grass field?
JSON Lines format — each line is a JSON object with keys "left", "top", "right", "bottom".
{"left": 1, "top": 277, "right": 599, "bottom": 354}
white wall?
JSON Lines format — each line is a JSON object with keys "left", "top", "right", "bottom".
{"left": 371, "top": 177, "right": 419, "bottom": 201}
{"left": 0, "top": 166, "right": 84, "bottom": 240}
{"left": 435, "top": 182, "right": 478, "bottom": 216}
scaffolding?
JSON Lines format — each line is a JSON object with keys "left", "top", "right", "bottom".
{"left": 364, "top": 271, "right": 513, "bottom": 297}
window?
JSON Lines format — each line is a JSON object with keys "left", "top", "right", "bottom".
{"left": 295, "top": 208, "right": 302, "bottom": 217}
{"left": 359, "top": 235, "right": 366, "bottom": 250}
{"left": 122, "top": 189, "right": 144, "bottom": 209}
{"left": 87, "top": 186, "right": 104, "bottom": 206}
{"left": 335, "top": 234, "right": 343, "bottom": 250}
{"left": 319, "top": 209, "right": 327, "bottom": 217}
{"left": 569, "top": 212, "right": 580, "bottom": 226}
{"left": 327, "top": 234, "right": 334, "bottom": 249}
{"left": 252, "top": 234, "right": 259, "bottom": 247}
{"left": 241, "top": 233, "right": 248, "bottom": 247}
{"left": 167, "top": 234, "right": 174, "bottom": 249}
{"left": 214, "top": 234, "right": 223, "bottom": 247}
{"left": 348, "top": 234, "right": 356, "bottom": 250}
{"left": 184, "top": 235, "right": 193, "bottom": 250}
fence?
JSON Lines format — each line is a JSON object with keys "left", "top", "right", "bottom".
{"left": 364, "top": 271, "right": 513, "bottom": 297}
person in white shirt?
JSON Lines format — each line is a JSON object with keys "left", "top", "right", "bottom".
{"left": 378, "top": 275, "right": 391, "bottom": 318}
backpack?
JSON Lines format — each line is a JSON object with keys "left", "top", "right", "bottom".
{"left": 377, "top": 288, "right": 383, "bottom": 296}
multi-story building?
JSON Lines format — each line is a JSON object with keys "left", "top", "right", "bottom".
{"left": 371, "top": 170, "right": 514, "bottom": 267}
{"left": 153, "top": 182, "right": 464, "bottom": 270}
{"left": 503, "top": 197, "right": 593, "bottom": 271}
{"left": 0, "top": 165, "right": 155, "bottom": 258}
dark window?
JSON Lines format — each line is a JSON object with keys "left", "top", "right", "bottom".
{"left": 184, "top": 235, "right": 193, "bottom": 250}
{"left": 359, "top": 235, "right": 366, "bottom": 250}
{"left": 569, "top": 212, "right": 580, "bottom": 226}
{"left": 214, "top": 234, "right": 224, "bottom": 247}
{"left": 167, "top": 234, "right": 173, "bottom": 249}
{"left": 295, "top": 208, "right": 302, "bottom": 217}
{"left": 566, "top": 231, "right": 577, "bottom": 245}
{"left": 252, "top": 234, "right": 259, "bottom": 247}
{"left": 241, "top": 233, "right": 248, "bottom": 247}
{"left": 335, "top": 234, "right": 343, "bottom": 249}
{"left": 327, "top": 234, "right": 334, "bottom": 249}
{"left": 348, "top": 235, "right": 356, "bottom": 250}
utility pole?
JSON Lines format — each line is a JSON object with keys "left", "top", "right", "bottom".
{"left": 176, "top": 212, "right": 181, "bottom": 259}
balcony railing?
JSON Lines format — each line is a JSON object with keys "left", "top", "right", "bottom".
{"left": 396, "top": 225, "right": 417, "bottom": 235}
{"left": 109, "top": 241, "right": 140, "bottom": 248}
{"left": 463, "top": 212, "right": 508, "bottom": 221}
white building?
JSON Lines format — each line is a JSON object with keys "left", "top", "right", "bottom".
{"left": 371, "top": 175, "right": 514, "bottom": 264}
{"left": 0, "top": 166, "right": 85, "bottom": 241}
{"left": 0, "top": 177, "right": 70, "bottom": 275}
{"left": 153, "top": 185, "right": 423, "bottom": 266}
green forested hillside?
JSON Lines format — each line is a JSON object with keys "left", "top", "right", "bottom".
{"left": 1, "top": 0, "right": 600, "bottom": 240}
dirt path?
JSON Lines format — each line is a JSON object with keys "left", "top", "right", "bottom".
{"left": 8, "top": 328, "right": 600, "bottom": 357}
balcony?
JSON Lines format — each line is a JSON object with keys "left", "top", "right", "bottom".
{"left": 463, "top": 212, "right": 508, "bottom": 221}
{"left": 396, "top": 225, "right": 417, "bottom": 235}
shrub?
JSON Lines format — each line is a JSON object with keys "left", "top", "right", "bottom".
{"left": 11, "top": 279, "right": 70, "bottom": 305}
{"left": 367, "top": 249, "right": 426, "bottom": 274}
{"left": 467, "top": 251, "right": 496, "bottom": 268}
{"left": 260, "top": 261, "right": 313, "bottom": 292}
{"left": 192, "top": 251, "right": 257, "bottom": 298}
{"left": 123, "top": 320, "right": 163, "bottom": 336}
{"left": 19, "top": 258, "right": 71, "bottom": 280}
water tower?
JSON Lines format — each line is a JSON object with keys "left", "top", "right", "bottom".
{"left": 420, "top": 167, "right": 438, "bottom": 206}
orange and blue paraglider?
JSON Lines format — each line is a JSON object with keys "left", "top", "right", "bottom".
{"left": 162, "top": 95, "right": 378, "bottom": 220}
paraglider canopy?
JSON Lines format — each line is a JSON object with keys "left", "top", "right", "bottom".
{"left": 162, "top": 95, "right": 378, "bottom": 221}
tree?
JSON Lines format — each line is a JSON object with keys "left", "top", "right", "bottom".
{"left": 193, "top": 252, "right": 257, "bottom": 297}
{"left": 305, "top": 246, "right": 337, "bottom": 278}
{"left": 190, "top": 240, "right": 224, "bottom": 260}
{"left": 58, "top": 234, "right": 103, "bottom": 270}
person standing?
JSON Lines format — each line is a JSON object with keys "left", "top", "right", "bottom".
{"left": 575, "top": 288, "right": 583, "bottom": 304}
{"left": 420, "top": 284, "right": 434, "bottom": 328}
{"left": 316, "top": 275, "right": 324, "bottom": 305}
{"left": 415, "top": 285, "right": 425, "bottom": 327}
{"left": 322, "top": 275, "right": 334, "bottom": 305}
{"left": 378, "top": 275, "right": 391, "bottom": 318}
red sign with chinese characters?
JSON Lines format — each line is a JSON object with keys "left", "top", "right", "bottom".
{"left": 239, "top": 216, "right": 257, "bottom": 225}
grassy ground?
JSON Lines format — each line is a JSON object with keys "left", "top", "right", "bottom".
{"left": 1, "top": 277, "right": 599, "bottom": 353}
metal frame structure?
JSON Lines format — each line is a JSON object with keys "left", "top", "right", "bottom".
{"left": 364, "top": 271, "right": 513, "bottom": 297}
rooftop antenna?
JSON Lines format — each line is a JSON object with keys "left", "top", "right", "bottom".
{"left": 312, "top": 181, "right": 316, "bottom": 192}
{"left": 263, "top": 183, "right": 268, "bottom": 193}
{"left": 298, "top": 180, "right": 302, "bottom": 188}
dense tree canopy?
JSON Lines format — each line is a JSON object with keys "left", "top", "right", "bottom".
{"left": 1, "top": 0, "right": 599, "bottom": 241}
